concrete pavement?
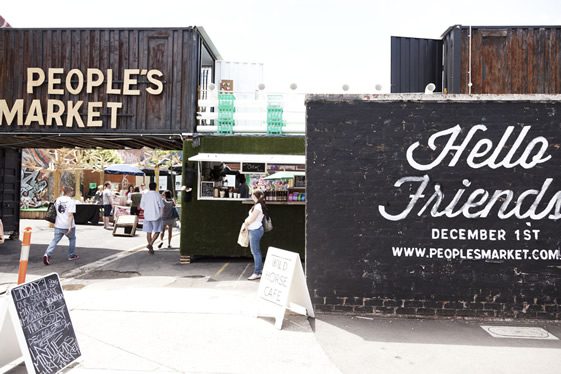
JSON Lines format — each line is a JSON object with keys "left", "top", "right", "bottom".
{"left": 1, "top": 219, "right": 561, "bottom": 373}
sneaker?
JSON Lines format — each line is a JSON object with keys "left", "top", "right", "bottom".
{"left": 247, "top": 273, "right": 261, "bottom": 280}
{"left": 43, "top": 255, "right": 51, "bottom": 265}
{"left": 68, "top": 255, "right": 80, "bottom": 261}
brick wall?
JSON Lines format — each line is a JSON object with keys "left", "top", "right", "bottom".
{"left": 306, "top": 95, "right": 561, "bottom": 320}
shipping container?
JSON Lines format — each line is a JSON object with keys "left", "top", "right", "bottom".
{"left": 0, "top": 27, "right": 220, "bottom": 149}
{"left": 392, "top": 25, "right": 561, "bottom": 95}
{"left": 390, "top": 36, "right": 443, "bottom": 93}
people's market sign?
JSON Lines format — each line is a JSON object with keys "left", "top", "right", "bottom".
{"left": 0, "top": 67, "right": 164, "bottom": 129}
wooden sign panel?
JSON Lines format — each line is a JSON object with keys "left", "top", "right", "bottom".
{"left": 10, "top": 273, "right": 81, "bottom": 374}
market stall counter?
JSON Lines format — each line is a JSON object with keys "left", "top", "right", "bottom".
{"left": 74, "top": 204, "right": 101, "bottom": 225}
{"left": 184, "top": 150, "right": 306, "bottom": 259}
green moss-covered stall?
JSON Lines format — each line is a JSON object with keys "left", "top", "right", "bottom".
{"left": 180, "top": 136, "right": 305, "bottom": 259}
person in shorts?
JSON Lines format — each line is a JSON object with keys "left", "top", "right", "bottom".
{"left": 139, "top": 182, "right": 164, "bottom": 254}
{"left": 102, "top": 182, "right": 113, "bottom": 230}
{"left": 157, "top": 190, "right": 177, "bottom": 249}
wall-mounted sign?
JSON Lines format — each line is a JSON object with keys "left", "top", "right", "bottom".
{"left": 307, "top": 97, "right": 561, "bottom": 319}
{"left": 0, "top": 68, "right": 163, "bottom": 129}
{"left": 241, "top": 162, "right": 266, "bottom": 174}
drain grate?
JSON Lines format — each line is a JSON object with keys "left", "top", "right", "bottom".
{"left": 77, "top": 270, "right": 141, "bottom": 280}
{"left": 182, "top": 275, "right": 206, "bottom": 279}
{"left": 481, "top": 325, "right": 559, "bottom": 340}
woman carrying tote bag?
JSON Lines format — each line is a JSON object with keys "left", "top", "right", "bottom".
{"left": 242, "top": 190, "right": 267, "bottom": 280}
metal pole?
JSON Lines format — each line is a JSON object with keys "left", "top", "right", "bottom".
{"left": 17, "top": 227, "right": 32, "bottom": 284}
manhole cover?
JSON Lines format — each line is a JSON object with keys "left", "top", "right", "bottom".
{"left": 481, "top": 325, "right": 558, "bottom": 340}
{"left": 63, "top": 284, "right": 86, "bottom": 291}
{"left": 78, "top": 270, "right": 141, "bottom": 279}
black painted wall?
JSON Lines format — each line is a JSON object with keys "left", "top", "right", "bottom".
{"left": 306, "top": 95, "right": 561, "bottom": 319}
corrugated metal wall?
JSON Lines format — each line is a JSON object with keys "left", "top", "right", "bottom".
{"left": 442, "top": 26, "right": 462, "bottom": 94}
{"left": 390, "top": 36, "right": 442, "bottom": 93}
{"left": 444, "top": 26, "right": 561, "bottom": 94}
{"left": 0, "top": 28, "right": 202, "bottom": 134}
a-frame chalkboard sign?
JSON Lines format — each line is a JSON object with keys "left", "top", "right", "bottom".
{"left": 6, "top": 273, "right": 81, "bottom": 374}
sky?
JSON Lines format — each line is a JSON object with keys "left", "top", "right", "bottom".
{"left": 3, "top": 0, "right": 561, "bottom": 93}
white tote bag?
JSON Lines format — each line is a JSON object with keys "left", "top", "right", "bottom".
{"left": 237, "top": 224, "right": 249, "bottom": 247}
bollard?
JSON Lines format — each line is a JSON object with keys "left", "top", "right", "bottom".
{"left": 17, "top": 227, "right": 33, "bottom": 284}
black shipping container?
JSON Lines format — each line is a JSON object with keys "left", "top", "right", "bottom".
{"left": 392, "top": 25, "right": 561, "bottom": 94}
{"left": 0, "top": 27, "right": 219, "bottom": 149}
{"left": 390, "top": 36, "right": 443, "bottom": 93}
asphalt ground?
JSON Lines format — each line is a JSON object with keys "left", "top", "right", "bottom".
{"left": 1, "top": 220, "right": 561, "bottom": 373}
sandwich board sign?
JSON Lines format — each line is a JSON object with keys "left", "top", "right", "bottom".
{"left": 1, "top": 273, "right": 81, "bottom": 374}
{"left": 0, "top": 296, "right": 23, "bottom": 372}
{"left": 257, "top": 247, "right": 315, "bottom": 329}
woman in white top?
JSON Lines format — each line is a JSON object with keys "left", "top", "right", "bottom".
{"left": 243, "top": 190, "right": 266, "bottom": 280}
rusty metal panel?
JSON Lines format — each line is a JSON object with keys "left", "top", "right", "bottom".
{"left": 448, "top": 26, "right": 561, "bottom": 94}
{"left": 0, "top": 28, "right": 204, "bottom": 141}
{"left": 391, "top": 36, "right": 442, "bottom": 93}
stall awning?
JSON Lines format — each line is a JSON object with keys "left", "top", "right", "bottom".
{"left": 264, "top": 171, "right": 305, "bottom": 179}
{"left": 188, "top": 153, "right": 305, "bottom": 164}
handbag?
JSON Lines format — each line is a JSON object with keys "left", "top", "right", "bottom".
{"left": 171, "top": 207, "right": 179, "bottom": 219}
{"left": 237, "top": 224, "right": 249, "bottom": 247}
{"left": 262, "top": 215, "right": 273, "bottom": 232}
{"left": 45, "top": 202, "right": 57, "bottom": 224}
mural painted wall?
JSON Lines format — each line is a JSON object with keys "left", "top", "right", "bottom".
{"left": 307, "top": 95, "right": 561, "bottom": 320}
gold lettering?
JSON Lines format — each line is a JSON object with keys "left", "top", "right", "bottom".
{"left": 123, "top": 69, "right": 140, "bottom": 95}
{"left": 87, "top": 68, "right": 104, "bottom": 93}
{"left": 106, "top": 69, "right": 121, "bottom": 95}
{"left": 66, "top": 101, "right": 85, "bottom": 127}
{"left": 24, "top": 100, "right": 44, "bottom": 126}
{"left": 47, "top": 68, "right": 64, "bottom": 95}
{"left": 26, "top": 68, "right": 45, "bottom": 94}
{"left": 146, "top": 69, "right": 164, "bottom": 95}
{"left": 46, "top": 100, "right": 65, "bottom": 126}
{"left": 87, "top": 102, "right": 103, "bottom": 127}
{"left": 66, "top": 69, "right": 84, "bottom": 95}
{"left": 0, "top": 99, "right": 24, "bottom": 125}
{"left": 106, "top": 102, "right": 123, "bottom": 129}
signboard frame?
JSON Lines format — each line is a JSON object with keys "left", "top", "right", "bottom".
{"left": 7, "top": 273, "right": 81, "bottom": 374}
{"left": 257, "top": 247, "right": 314, "bottom": 329}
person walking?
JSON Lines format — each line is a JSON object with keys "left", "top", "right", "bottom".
{"left": 43, "top": 186, "right": 79, "bottom": 265}
{"left": 140, "top": 182, "right": 164, "bottom": 254}
{"left": 157, "top": 190, "right": 177, "bottom": 249}
{"left": 102, "top": 182, "right": 113, "bottom": 230}
{"left": 243, "top": 190, "right": 266, "bottom": 280}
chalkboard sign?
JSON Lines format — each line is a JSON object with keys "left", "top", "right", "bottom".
{"left": 241, "top": 162, "right": 266, "bottom": 174}
{"left": 200, "top": 181, "right": 214, "bottom": 197}
{"left": 294, "top": 175, "right": 306, "bottom": 188}
{"left": 10, "top": 273, "right": 81, "bottom": 374}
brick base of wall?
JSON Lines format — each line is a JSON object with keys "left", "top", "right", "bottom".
{"left": 312, "top": 291, "right": 560, "bottom": 320}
